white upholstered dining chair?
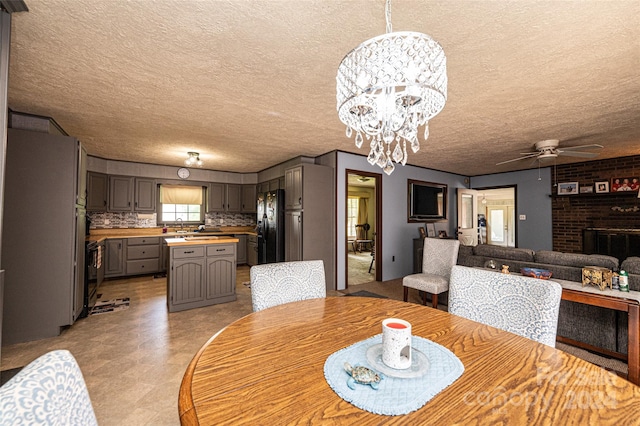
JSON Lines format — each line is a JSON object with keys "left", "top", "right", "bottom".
{"left": 403, "top": 237, "right": 460, "bottom": 308}
{"left": 448, "top": 265, "right": 563, "bottom": 347}
{"left": 0, "top": 349, "right": 98, "bottom": 426}
{"left": 250, "top": 260, "right": 326, "bottom": 312}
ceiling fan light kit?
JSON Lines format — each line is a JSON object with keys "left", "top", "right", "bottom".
{"left": 496, "top": 139, "right": 604, "bottom": 166}
{"left": 336, "top": 0, "right": 447, "bottom": 175}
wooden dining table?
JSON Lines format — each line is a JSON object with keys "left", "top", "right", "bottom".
{"left": 179, "top": 297, "right": 640, "bottom": 425}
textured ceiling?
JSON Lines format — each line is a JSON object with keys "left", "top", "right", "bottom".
{"left": 7, "top": 0, "right": 640, "bottom": 176}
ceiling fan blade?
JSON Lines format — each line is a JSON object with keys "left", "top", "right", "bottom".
{"left": 519, "top": 151, "right": 539, "bottom": 155}
{"left": 558, "top": 144, "right": 604, "bottom": 151}
{"left": 558, "top": 151, "right": 599, "bottom": 158}
{"left": 496, "top": 153, "right": 540, "bottom": 165}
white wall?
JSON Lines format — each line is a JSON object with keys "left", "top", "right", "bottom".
{"left": 336, "top": 152, "right": 467, "bottom": 290}
{"left": 471, "top": 167, "right": 553, "bottom": 251}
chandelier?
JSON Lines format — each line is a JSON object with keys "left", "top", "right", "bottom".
{"left": 185, "top": 152, "right": 203, "bottom": 167}
{"left": 336, "top": 0, "right": 447, "bottom": 175}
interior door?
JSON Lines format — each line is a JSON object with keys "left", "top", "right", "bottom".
{"left": 457, "top": 188, "right": 479, "bottom": 246}
{"left": 487, "top": 206, "right": 508, "bottom": 246}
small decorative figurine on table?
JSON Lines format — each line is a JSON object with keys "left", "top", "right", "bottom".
{"left": 501, "top": 264, "right": 510, "bottom": 274}
{"left": 344, "top": 362, "right": 384, "bottom": 390}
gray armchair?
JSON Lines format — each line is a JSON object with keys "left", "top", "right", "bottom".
{"left": 403, "top": 237, "right": 460, "bottom": 308}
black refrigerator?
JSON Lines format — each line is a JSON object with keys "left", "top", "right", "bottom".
{"left": 257, "top": 189, "right": 285, "bottom": 264}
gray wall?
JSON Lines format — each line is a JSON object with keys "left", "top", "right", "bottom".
{"left": 336, "top": 152, "right": 467, "bottom": 290}
{"left": 471, "top": 167, "right": 553, "bottom": 251}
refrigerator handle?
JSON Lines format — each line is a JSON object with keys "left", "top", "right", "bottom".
{"left": 263, "top": 215, "right": 269, "bottom": 239}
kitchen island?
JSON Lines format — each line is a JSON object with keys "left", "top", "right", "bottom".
{"left": 165, "top": 236, "right": 239, "bottom": 312}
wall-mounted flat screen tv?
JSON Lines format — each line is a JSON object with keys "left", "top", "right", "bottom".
{"left": 408, "top": 179, "right": 447, "bottom": 222}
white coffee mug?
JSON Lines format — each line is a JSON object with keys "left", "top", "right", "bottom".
{"left": 382, "top": 318, "right": 412, "bottom": 369}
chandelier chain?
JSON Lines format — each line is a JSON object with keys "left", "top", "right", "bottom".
{"left": 385, "top": 0, "right": 392, "bottom": 34}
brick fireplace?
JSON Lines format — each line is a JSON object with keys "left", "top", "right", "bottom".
{"left": 551, "top": 154, "right": 640, "bottom": 256}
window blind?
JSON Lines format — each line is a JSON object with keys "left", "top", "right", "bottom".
{"left": 160, "top": 185, "right": 203, "bottom": 204}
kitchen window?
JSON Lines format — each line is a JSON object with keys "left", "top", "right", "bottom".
{"left": 159, "top": 185, "right": 205, "bottom": 224}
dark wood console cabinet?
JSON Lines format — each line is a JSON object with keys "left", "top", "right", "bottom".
{"left": 413, "top": 238, "right": 424, "bottom": 273}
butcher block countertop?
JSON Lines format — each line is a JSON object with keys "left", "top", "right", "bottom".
{"left": 87, "top": 226, "right": 256, "bottom": 242}
{"left": 165, "top": 236, "right": 239, "bottom": 247}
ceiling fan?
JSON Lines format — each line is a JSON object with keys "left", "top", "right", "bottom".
{"left": 496, "top": 139, "right": 604, "bottom": 166}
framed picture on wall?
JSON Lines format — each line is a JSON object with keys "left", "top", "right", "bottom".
{"left": 419, "top": 227, "right": 426, "bottom": 239}
{"left": 595, "top": 181, "right": 609, "bottom": 193}
{"left": 426, "top": 223, "right": 436, "bottom": 237}
{"left": 611, "top": 177, "right": 639, "bottom": 192}
{"left": 557, "top": 182, "right": 579, "bottom": 195}
{"left": 580, "top": 185, "right": 593, "bottom": 194}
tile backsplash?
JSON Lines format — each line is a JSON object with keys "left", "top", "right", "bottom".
{"left": 89, "top": 211, "right": 256, "bottom": 229}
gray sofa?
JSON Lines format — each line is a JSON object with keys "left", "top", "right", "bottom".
{"left": 456, "top": 244, "right": 635, "bottom": 354}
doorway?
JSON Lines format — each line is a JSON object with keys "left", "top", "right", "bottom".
{"left": 457, "top": 186, "right": 516, "bottom": 246}
{"left": 345, "top": 170, "right": 382, "bottom": 287}
{"left": 478, "top": 187, "right": 516, "bottom": 247}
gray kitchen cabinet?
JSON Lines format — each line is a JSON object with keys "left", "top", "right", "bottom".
{"left": 284, "top": 163, "right": 335, "bottom": 291}
{"left": 105, "top": 239, "right": 125, "bottom": 277}
{"left": 241, "top": 185, "right": 257, "bottom": 213}
{"left": 168, "top": 242, "right": 237, "bottom": 312}
{"left": 285, "top": 210, "right": 303, "bottom": 261}
{"left": 247, "top": 234, "right": 258, "bottom": 266}
{"left": 227, "top": 184, "right": 242, "bottom": 211}
{"left": 285, "top": 166, "right": 303, "bottom": 209}
{"left": 235, "top": 234, "right": 247, "bottom": 264}
{"left": 268, "top": 178, "right": 280, "bottom": 191}
{"left": 135, "top": 178, "right": 156, "bottom": 211}
{"left": 207, "top": 183, "right": 247, "bottom": 212}
{"left": 109, "top": 176, "right": 156, "bottom": 212}
{"left": 3, "top": 128, "right": 86, "bottom": 344}
{"left": 126, "top": 237, "right": 161, "bottom": 275}
{"left": 170, "top": 249, "right": 206, "bottom": 310}
{"left": 109, "top": 176, "right": 133, "bottom": 211}
{"left": 205, "top": 244, "right": 237, "bottom": 302}
{"left": 87, "top": 171, "right": 108, "bottom": 211}
{"left": 207, "top": 183, "right": 226, "bottom": 212}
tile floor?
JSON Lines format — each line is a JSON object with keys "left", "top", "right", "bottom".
{"left": 0, "top": 267, "right": 407, "bottom": 425}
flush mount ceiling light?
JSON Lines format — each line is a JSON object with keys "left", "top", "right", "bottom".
{"left": 185, "top": 152, "right": 203, "bottom": 167}
{"left": 336, "top": 0, "right": 447, "bottom": 175}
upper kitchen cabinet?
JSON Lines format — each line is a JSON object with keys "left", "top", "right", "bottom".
{"left": 108, "top": 176, "right": 156, "bottom": 212}
{"left": 227, "top": 184, "right": 242, "bottom": 211}
{"left": 87, "top": 172, "right": 108, "bottom": 211}
{"left": 241, "top": 185, "right": 257, "bottom": 213}
{"left": 207, "top": 183, "right": 256, "bottom": 213}
{"left": 135, "top": 178, "right": 156, "bottom": 211}
{"left": 207, "top": 183, "right": 226, "bottom": 212}
{"left": 285, "top": 166, "right": 303, "bottom": 210}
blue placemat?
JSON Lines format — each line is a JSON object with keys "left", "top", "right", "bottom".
{"left": 324, "top": 334, "right": 464, "bottom": 416}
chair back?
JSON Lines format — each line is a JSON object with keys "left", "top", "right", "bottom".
{"left": 250, "top": 260, "right": 326, "bottom": 312}
{"left": 422, "top": 237, "right": 460, "bottom": 279}
{"left": 448, "top": 265, "right": 562, "bottom": 347}
{"left": 0, "top": 350, "right": 98, "bottom": 425}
